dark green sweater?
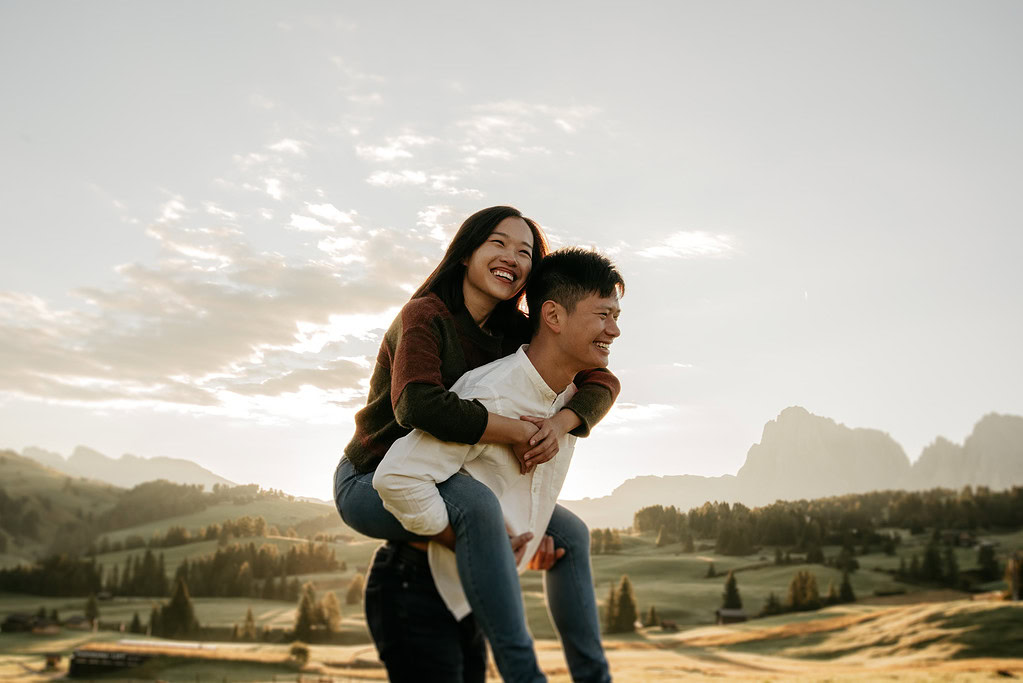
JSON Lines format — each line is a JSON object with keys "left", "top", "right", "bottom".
{"left": 343, "top": 293, "right": 620, "bottom": 473}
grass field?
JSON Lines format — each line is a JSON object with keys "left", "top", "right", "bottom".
{"left": 2, "top": 599, "right": 1020, "bottom": 681}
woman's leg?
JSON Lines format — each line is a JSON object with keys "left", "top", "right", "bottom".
{"left": 437, "top": 473, "right": 546, "bottom": 683}
{"left": 334, "top": 457, "right": 426, "bottom": 542}
{"left": 543, "top": 505, "right": 610, "bottom": 683}
{"left": 334, "top": 457, "right": 545, "bottom": 682}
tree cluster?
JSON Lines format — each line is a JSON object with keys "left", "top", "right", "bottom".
{"left": 604, "top": 575, "right": 638, "bottom": 633}
{"left": 108, "top": 548, "right": 169, "bottom": 597}
{"left": 590, "top": 528, "right": 623, "bottom": 555}
{"left": 0, "top": 554, "right": 102, "bottom": 596}
{"left": 895, "top": 540, "right": 963, "bottom": 588}
{"left": 634, "top": 485, "right": 1023, "bottom": 558}
{"left": 172, "top": 541, "right": 338, "bottom": 598}
{"left": 149, "top": 577, "right": 200, "bottom": 638}
{"left": 0, "top": 487, "right": 41, "bottom": 540}
{"left": 293, "top": 583, "right": 343, "bottom": 640}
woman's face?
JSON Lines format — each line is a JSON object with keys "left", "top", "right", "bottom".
{"left": 462, "top": 216, "right": 535, "bottom": 309}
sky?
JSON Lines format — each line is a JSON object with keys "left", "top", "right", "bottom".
{"left": 1, "top": 1, "right": 1021, "bottom": 501}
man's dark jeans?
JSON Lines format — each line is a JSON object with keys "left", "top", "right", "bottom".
{"left": 365, "top": 542, "right": 487, "bottom": 683}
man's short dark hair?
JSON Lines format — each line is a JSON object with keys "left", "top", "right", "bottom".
{"left": 526, "top": 248, "right": 625, "bottom": 332}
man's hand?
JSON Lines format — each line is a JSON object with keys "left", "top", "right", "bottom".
{"left": 527, "top": 534, "right": 566, "bottom": 571}
{"left": 509, "top": 531, "right": 534, "bottom": 564}
{"left": 429, "top": 525, "right": 457, "bottom": 551}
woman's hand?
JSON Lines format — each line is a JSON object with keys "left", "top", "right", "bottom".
{"left": 515, "top": 412, "right": 574, "bottom": 472}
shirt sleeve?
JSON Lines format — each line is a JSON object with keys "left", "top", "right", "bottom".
{"left": 390, "top": 304, "right": 489, "bottom": 444}
{"left": 565, "top": 367, "right": 621, "bottom": 437}
{"left": 374, "top": 385, "right": 499, "bottom": 536}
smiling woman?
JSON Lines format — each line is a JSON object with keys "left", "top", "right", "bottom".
{"left": 331, "top": 205, "right": 622, "bottom": 681}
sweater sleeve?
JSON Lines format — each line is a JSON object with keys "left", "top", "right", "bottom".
{"left": 564, "top": 367, "right": 621, "bottom": 438}
{"left": 390, "top": 303, "right": 489, "bottom": 444}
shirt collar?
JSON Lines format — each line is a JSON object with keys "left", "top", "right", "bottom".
{"left": 515, "top": 344, "right": 566, "bottom": 405}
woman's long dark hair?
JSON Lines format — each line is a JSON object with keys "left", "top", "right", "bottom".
{"left": 413, "top": 206, "right": 549, "bottom": 332}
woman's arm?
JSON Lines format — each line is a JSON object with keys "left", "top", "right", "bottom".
{"left": 516, "top": 367, "right": 621, "bottom": 470}
{"left": 389, "top": 299, "right": 535, "bottom": 448}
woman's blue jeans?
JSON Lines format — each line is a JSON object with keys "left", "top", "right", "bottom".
{"left": 334, "top": 457, "right": 610, "bottom": 683}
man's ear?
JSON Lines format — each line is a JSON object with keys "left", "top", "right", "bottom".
{"left": 540, "top": 300, "right": 562, "bottom": 333}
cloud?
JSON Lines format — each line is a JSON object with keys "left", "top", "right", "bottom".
{"left": 356, "top": 133, "right": 435, "bottom": 162}
{"left": 0, "top": 207, "right": 426, "bottom": 413}
{"left": 268, "top": 138, "right": 307, "bottom": 155}
{"left": 288, "top": 214, "right": 335, "bottom": 233}
{"left": 264, "top": 178, "right": 283, "bottom": 200}
{"left": 307, "top": 203, "right": 355, "bottom": 224}
{"left": 636, "top": 231, "right": 736, "bottom": 259}
{"left": 366, "top": 170, "right": 427, "bottom": 187}
{"left": 598, "top": 402, "right": 680, "bottom": 435}
{"left": 417, "top": 205, "right": 455, "bottom": 241}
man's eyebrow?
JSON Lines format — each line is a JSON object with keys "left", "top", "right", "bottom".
{"left": 491, "top": 230, "right": 533, "bottom": 249}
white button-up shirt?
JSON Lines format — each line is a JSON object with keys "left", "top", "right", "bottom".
{"left": 373, "top": 345, "right": 577, "bottom": 619}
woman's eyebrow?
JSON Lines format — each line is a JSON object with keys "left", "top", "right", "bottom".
{"left": 491, "top": 230, "right": 533, "bottom": 250}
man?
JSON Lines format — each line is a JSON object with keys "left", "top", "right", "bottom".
{"left": 369, "top": 248, "right": 624, "bottom": 682}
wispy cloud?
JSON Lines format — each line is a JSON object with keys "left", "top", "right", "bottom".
{"left": 598, "top": 402, "right": 680, "bottom": 435}
{"left": 268, "top": 138, "right": 307, "bottom": 155}
{"left": 366, "top": 170, "right": 427, "bottom": 187}
{"left": 636, "top": 231, "right": 736, "bottom": 259}
{"left": 356, "top": 133, "right": 435, "bottom": 162}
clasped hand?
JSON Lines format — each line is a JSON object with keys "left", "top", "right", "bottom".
{"left": 511, "top": 415, "right": 566, "bottom": 474}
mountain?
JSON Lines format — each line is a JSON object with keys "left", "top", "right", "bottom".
{"left": 561, "top": 408, "right": 1023, "bottom": 529}
{"left": 735, "top": 406, "right": 912, "bottom": 505}
{"left": 19, "top": 445, "right": 235, "bottom": 490}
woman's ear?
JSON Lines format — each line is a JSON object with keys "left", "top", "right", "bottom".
{"left": 540, "top": 300, "right": 562, "bottom": 333}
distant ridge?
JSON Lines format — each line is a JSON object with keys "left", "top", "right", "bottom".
{"left": 561, "top": 408, "right": 1023, "bottom": 529}
{"left": 20, "top": 445, "right": 236, "bottom": 490}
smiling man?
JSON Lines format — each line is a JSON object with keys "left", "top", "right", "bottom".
{"left": 370, "top": 248, "right": 624, "bottom": 683}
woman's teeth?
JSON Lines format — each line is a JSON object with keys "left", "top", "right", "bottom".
{"left": 492, "top": 269, "right": 514, "bottom": 282}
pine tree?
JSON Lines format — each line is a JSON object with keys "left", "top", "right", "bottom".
{"left": 294, "top": 585, "right": 316, "bottom": 641}
{"left": 243, "top": 607, "right": 257, "bottom": 640}
{"left": 129, "top": 612, "right": 143, "bottom": 634}
{"left": 148, "top": 605, "right": 161, "bottom": 637}
{"left": 84, "top": 593, "right": 99, "bottom": 627}
{"left": 943, "top": 546, "right": 959, "bottom": 587}
{"left": 604, "top": 582, "right": 618, "bottom": 633}
{"left": 774, "top": 548, "right": 784, "bottom": 565}
{"left": 978, "top": 545, "right": 1000, "bottom": 582}
{"left": 825, "top": 580, "right": 838, "bottom": 605}
{"left": 645, "top": 605, "right": 659, "bottom": 627}
{"left": 320, "top": 591, "right": 342, "bottom": 632}
{"left": 161, "top": 577, "right": 199, "bottom": 638}
{"left": 1006, "top": 551, "right": 1022, "bottom": 601}
{"left": 786, "top": 570, "right": 821, "bottom": 611}
{"left": 839, "top": 570, "right": 856, "bottom": 603}
{"left": 346, "top": 573, "right": 364, "bottom": 605}
{"left": 705, "top": 562, "right": 717, "bottom": 578}
{"left": 909, "top": 554, "right": 921, "bottom": 579}
{"left": 759, "top": 592, "right": 783, "bottom": 617}
{"left": 922, "top": 542, "right": 943, "bottom": 582}
{"left": 682, "top": 531, "right": 695, "bottom": 554}
{"left": 591, "top": 529, "right": 604, "bottom": 555}
{"left": 613, "top": 575, "right": 638, "bottom": 633}
{"left": 721, "top": 571, "right": 742, "bottom": 610}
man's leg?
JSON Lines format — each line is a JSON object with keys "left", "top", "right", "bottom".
{"left": 544, "top": 504, "right": 611, "bottom": 683}
{"left": 364, "top": 542, "right": 477, "bottom": 682}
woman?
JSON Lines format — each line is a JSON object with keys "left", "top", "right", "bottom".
{"left": 334, "top": 206, "right": 617, "bottom": 681}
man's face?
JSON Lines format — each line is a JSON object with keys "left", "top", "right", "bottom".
{"left": 558, "top": 291, "right": 621, "bottom": 370}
